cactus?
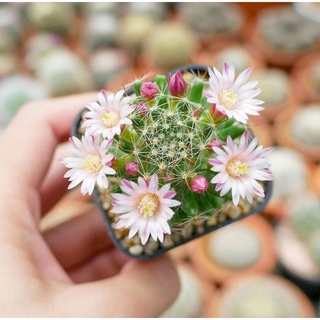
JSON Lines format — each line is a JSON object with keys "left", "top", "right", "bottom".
{"left": 36, "top": 49, "right": 93, "bottom": 96}
{"left": 178, "top": 2, "right": 243, "bottom": 36}
{"left": 62, "top": 65, "right": 272, "bottom": 247}
{"left": 257, "top": 7, "right": 320, "bottom": 53}
{"left": 288, "top": 195, "right": 320, "bottom": 239}
{"left": 0, "top": 75, "right": 48, "bottom": 126}
{"left": 255, "top": 68, "right": 289, "bottom": 106}
{"left": 290, "top": 104, "right": 320, "bottom": 146}
{"left": 144, "top": 22, "right": 197, "bottom": 70}
{"left": 26, "top": 2, "right": 76, "bottom": 35}
{"left": 266, "top": 147, "right": 308, "bottom": 200}
{"left": 220, "top": 276, "right": 302, "bottom": 317}
{"left": 84, "top": 13, "right": 118, "bottom": 51}
{"left": 206, "top": 223, "right": 262, "bottom": 269}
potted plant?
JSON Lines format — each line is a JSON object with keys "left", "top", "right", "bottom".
{"left": 61, "top": 64, "right": 273, "bottom": 259}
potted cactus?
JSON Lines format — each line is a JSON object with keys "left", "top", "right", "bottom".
{"left": 246, "top": 6, "right": 320, "bottom": 68}
{"left": 187, "top": 214, "right": 276, "bottom": 285}
{"left": 61, "top": 64, "right": 273, "bottom": 258}
{"left": 275, "top": 193, "right": 320, "bottom": 298}
{"left": 207, "top": 274, "right": 315, "bottom": 317}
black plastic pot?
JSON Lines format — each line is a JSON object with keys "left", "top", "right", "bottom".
{"left": 71, "top": 64, "right": 273, "bottom": 259}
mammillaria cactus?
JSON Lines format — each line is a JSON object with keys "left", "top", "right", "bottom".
{"left": 61, "top": 64, "right": 273, "bottom": 257}
{"left": 208, "top": 275, "right": 315, "bottom": 317}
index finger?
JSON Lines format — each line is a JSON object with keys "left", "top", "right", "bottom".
{"left": 0, "top": 92, "right": 97, "bottom": 219}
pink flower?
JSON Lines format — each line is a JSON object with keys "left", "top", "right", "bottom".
{"left": 125, "top": 161, "right": 139, "bottom": 176}
{"left": 61, "top": 132, "right": 116, "bottom": 195}
{"left": 82, "top": 89, "right": 135, "bottom": 140}
{"left": 168, "top": 71, "right": 186, "bottom": 96}
{"left": 111, "top": 175, "right": 181, "bottom": 245}
{"left": 208, "top": 131, "right": 273, "bottom": 206}
{"left": 206, "top": 63, "right": 264, "bottom": 124}
{"left": 191, "top": 176, "right": 209, "bottom": 194}
{"left": 140, "top": 82, "right": 158, "bottom": 99}
{"left": 136, "top": 102, "right": 150, "bottom": 118}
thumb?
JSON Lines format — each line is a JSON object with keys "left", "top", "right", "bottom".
{"left": 62, "top": 255, "right": 180, "bottom": 317}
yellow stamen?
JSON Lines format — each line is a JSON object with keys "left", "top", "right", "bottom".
{"left": 221, "top": 90, "right": 239, "bottom": 110}
{"left": 84, "top": 154, "right": 102, "bottom": 174}
{"left": 138, "top": 193, "right": 159, "bottom": 218}
{"left": 102, "top": 111, "right": 120, "bottom": 128}
{"left": 226, "top": 159, "right": 248, "bottom": 177}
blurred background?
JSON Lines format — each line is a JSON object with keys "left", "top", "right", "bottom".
{"left": 1, "top": 2, "right": 320, "bottom": 317}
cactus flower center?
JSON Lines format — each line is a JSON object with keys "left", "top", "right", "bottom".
{"left": 138, "top": 193, "right": 159, "bottom": 217}
{"left": 220, "top": 90, "right": 239, "bottom": 110}
{"left": 102, "top": 111, "right": 120, "bottom": 128}
{"left": 84, "top": 154, "right": 103, "bottom": 174}
{"left": 226, "top": 159, "right": 248, "bottom": 177}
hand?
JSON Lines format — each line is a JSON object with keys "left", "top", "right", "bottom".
{"left": 0, "top": 93, "right": 179, "bottom": 317}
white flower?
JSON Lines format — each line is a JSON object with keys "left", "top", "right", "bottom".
{"left": 208, "top": 131, "right": 273, "bottom": 206}
{"left": 111, "top": 175, "right": 181, "bottom": 245}
{"left": 206, "top": 63, "right": 264, "bottom": 124}
{"left": 82, "top": 89, "right": 135, "bottom": 139}
{"left": 61, "top": 132, "right": 116, "bottom": 195}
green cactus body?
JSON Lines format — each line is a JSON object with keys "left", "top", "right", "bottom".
{"left": 220, "top": 276, "right": 302, "bottom": 317}
{"left": 307, "top": 232, "right": 320, "bottom": 267}
{"left": 257, "top": 7, "right": 320, "bottom": 52}
{"left": 288, "top": 195, "right": 320, "bottom": 239}
{"left": 290, "top": 104, "right": 320, "bottom": 146}
{"left": 255, "top": 68, "right": 289, "bottom": 106}
{"left": 207, "top": 224, "right": 262, "bottom": 269}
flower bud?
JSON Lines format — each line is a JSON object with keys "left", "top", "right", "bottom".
{"left": 140, "top": 82, "right": 158, "bottom": 99}
{"left": 191, "top": 175, "right": 209, "bottom": 194}
{"left": 209, "top": 103, "right": 227, "bottom": 122}
{"left": 168, "top": 71, "right": 186, "bottom": 97}
{"left": 125, "top": 161, "right": 139, "bottom": 176}
{"left": 137, "top": 102, "right": 149, "bottom": 118}
{"left": 207, "top": 139, "right": 222, "bottom": 150}
{"left": 165, "top": 173, "right": 174, "bottom": 183}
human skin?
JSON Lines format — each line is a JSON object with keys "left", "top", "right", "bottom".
{"left": 0, "top": 93, "right": 180, "bottom": 317}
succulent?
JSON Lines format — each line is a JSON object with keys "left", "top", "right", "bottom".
{"left": 26, "top": 2, "right": 76, "bottom": 35}
{"left": 84, "top": 13, "right": 118, "bottom": 51}
{"left": 160, "top": 267, "right": 204, "bottom": 318}
{"left": 144, "top": 22, "right": 197, "bottom": 70}
{"left": 118, "top": 14, "right": 157, "bottom": 57}
{"left": 219, "top": 276, "right": 303, "bottom": 317}
{"left": 24, "top": 32, "right": 65, "bottom": 72}
{"left": 213, "top": 46, "right": 258, "bottom": 76}
{"left": 177, "top": 2, "right": 243, "bottom": 36}
{"left": 0, "top": 75, "right": 48, "bottom": 126}
{"left": 88, "top": 48, "right": 129, "bottom": 89}
{"left": 266, "top": 147, "right": 308, "bottom": 200}
{"left": 257, "top": 7, "right": 320, "bottom": 52}
{"left": 289, "top": 104, "right": 320, "bottom": 146}
{"left": 61, "top": 64, "right": 272, "bottom": 251}
{"left": 255, "top": 68, "right": 289, "bottom": 106}
{"left": 288, "top": 194, "right": 320, "bottom": 240}
{"left": 207, "top": 223, "right": 262, "bottom": 269}
{"left": 35, "top": 49, "right": 93, "bottom": 96}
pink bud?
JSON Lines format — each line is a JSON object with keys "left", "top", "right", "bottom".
{"left": 191, "top": 175, "right": 209, "bottom": 194}
{"left": 193, "top": 109, "right": 201, "bottom": 117}
{"left": 209, "top": 104, "right": 227, "bottom": 122}
{"left": 165, "top": 173, "right": 174, "bottom": 183}
{"left": 137, "top": 102, "right": 149, "bottom": 118}
{"left": 140, "top": 82, "right": 158, "bottom": 99}
{"left": 168, "top": 71, "right": 186, "bottom": 97}
{"left": 125, "top": 161, "right": 139, "bottom": 176}
{"left": 207, "top": 139, "right": 222, "bottom": 150}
